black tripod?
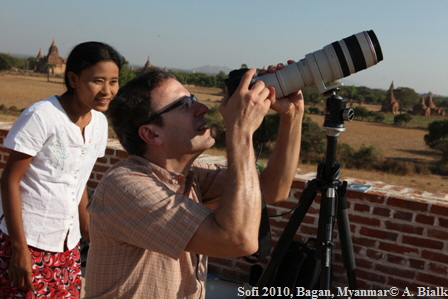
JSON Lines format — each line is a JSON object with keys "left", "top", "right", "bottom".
{"left": 248, "top": 89, "right": 358, "bottom": 298}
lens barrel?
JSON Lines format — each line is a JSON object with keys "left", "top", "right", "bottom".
{"left": 254, "top": 30, "right": 383, "bottom": 96}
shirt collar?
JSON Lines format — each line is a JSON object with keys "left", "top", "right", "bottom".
{"left": 128, "top": 155, "right": 194, "bottom": 195}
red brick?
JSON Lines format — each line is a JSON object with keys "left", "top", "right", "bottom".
{"left": 421, "top": 250, "right": 448, "bottom": 264}
{"left": 438, "top": 216, "right": 448, "bottom": 227}
{"left": 291, "top": 180, "right": 306, "bottom": 189}
{"left": 355, "top": 268, "right": 387, "bottom": 284}
{"left": 372, "top": 207, "right": 391, "bottom": 217}
{"left": 378, "top": 242, "right": 419, "bottom": 255}
{"left": 408, "top": 258, "right": 426, "bottom": 270}
{"left": 376, "top": 264, "right": 416, "bottom": 279}
{"left": 402, "top": 235, "right": 443, "bottom": 249}
{"left": 415, "top": 214, "right": 435, "bottom": 225}
{"left": 366, "top": 249, "right": 385, "bottom": 259}
{"left": 347, "top": 191, "right": 385, "bottom": 204}
{"left": 353, "top": 203, "right": 370, "bottom": 213}
{"left": 417, "top": 272, "right": 448, "bottom": 287}
{"left": 96, "top": 156, "right": 108, "bottom": 164}
{"left": 430, "top": 204, "right": 448, "bottom": 216}
{"left": 360, "top": 227, "right": 398, "bottom": 241}
{"left": 92, "top": 164, "right": 110, "bottom": 173}
{"left": 384, "top": 221, "right": 424, "bottom": 235}
{"left": 428, "top": 262, "right": 448, "bottom": 275}
{"left": 349, "top": 214, "right": 381, "bottom": 227}
{"left": 427, "top": 228, "right": 448, "bottom": 240}
{"left": 352, "top": 236, "right": 377, "bottom": 248}
{"left": 393, "top": 211, "right": 413, "bottom": 221}
{"left": 386, "top": 254, "right": 407, "bottom": 265}
{"left": 387, "top": 277, "right": 421, "bottom": 292}
{"left": 387, "top": 197, "right": 429, "bottom": 212}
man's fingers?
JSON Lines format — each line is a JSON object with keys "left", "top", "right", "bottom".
{"left": 236, "top": 68, "right": 256, "bottom": 93}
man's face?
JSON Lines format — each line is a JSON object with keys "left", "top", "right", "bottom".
{"left": 151, "top": 78, "right": 215, "bottom": 156}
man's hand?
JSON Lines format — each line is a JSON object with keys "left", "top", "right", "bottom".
{"left": 259, "top": 61, "right": 305, "bottom": 119}
{"left": 220, "top": 68, "right": 273, "bottom": 135}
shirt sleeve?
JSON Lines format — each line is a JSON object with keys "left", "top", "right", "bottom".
{"left": 192, "top": 161, "right": 227, "bottom": 205}
{"left": 4, "top": 105, "right": 47, "bottom": 156}
{"left": 95, "top": 112, "right": 108, "bottom": 158}
{"left": 89, "top": 168, "right": 212, "bottom": 260}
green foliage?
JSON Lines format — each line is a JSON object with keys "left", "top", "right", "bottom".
{"left": 26, "top": 57, "right": 38, "bottom": 70}
{"left": 353, "top": 106, "right": 369, "bottom": 120}
{"left": 393, "top": 113, "right": 413, "bottom": 125}
{"left": 394, "top": 87, "right": 419, "bottom": 111}
{"left": 340, "top": 85, "right": 386, "bottom": 105}
{"left": 169, "top": 70, "right": 226, "bottom": 89}
{"left": 0, "top": 53, "right": 28, "bottom": 70}
{"left": 373, "top": 113, "right": 385, "bottom": 123}
{"left": 424, "top": 119, "right": 448, "bottom": 156}
{"left": 307, "top": 107, "right": 321, "bottom": 114}
{"left": 300, "top": 117, "right": 326, "bottom": 163}
{"left": 205, "top": 105, "right": 226, "bottom": 148}
{"left": 0, "top": 55, "right": 11, "bottom": 71}
{"left": 337, "top": 143, "right": 383, "bottom": 170}
{"left": 119, "top": 64, "right": 136, "bottom": 86}
{"left": 302, "top": 86, "right": 322, "bottom": 107}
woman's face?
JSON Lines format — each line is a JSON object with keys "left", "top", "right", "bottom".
{"left": 69, "top": 60, "right": 120, "bottom": 112}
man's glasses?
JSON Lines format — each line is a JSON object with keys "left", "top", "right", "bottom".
{"left": 143, "top": 94, "right": 198, "bottom": 125}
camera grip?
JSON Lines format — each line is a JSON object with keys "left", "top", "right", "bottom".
{"left": 224, "top": 68, "right": 257, "bottom": 97}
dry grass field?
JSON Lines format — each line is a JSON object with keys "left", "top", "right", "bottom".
{"left": 0, "top": 74, "right": 446, "bottom": 194}
{"left": 0, "top": 74, "right": 65, "bottom": 109}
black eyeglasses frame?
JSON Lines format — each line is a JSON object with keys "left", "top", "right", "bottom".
{"left": 142, "top": 94, "right": 197, "bottom": 125}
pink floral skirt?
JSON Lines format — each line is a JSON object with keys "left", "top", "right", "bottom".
{"left": 0, "top": 230, "right": 82, "bottom": 299}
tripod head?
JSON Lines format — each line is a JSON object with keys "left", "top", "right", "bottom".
{"left": 319, "top": 88, "right": 354, "bottom": 176}
{"left": 322, "top": 88, "right": 354, "bottom": 138}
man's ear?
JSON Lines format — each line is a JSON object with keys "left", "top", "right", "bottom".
{"left": 67, "top": 71, "right": 78, "bottom": 89}
{"left": 139, "top": 125, "right": 163, "bottom": 146}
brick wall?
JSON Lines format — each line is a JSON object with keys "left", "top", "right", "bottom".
{"left": 1, "top": 123, "right": 447, "bottom": 297}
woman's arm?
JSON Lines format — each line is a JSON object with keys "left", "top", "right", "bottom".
{"left": 1, "top": 150, "right": 35, "bottom": 290}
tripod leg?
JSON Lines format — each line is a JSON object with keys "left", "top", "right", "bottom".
{"left": 247, "top": 179, "right": 320, "bottom": 298}
{"left": 336, "top": 181, "right": 358, "bottom": 291}
{"left": 316, "top": 186, "right": 336, "bottom": 295}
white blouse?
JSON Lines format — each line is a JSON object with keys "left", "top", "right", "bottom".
{"left": 0, "top": 96, "right": 108, "bottom": 252}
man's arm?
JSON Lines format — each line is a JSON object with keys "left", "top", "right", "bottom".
{"left": 185, "top": 69, "right": 273, "bottom": 258}
{"left": 260, "top": 102, "right": 304, "bottom": 204}
{"left": 259, "top": 63, "right": 305, "bottom": 204}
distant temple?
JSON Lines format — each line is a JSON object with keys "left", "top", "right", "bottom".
{"left": 143, "top": 56, "right": 152, "bottom": 70}
{"left": 35, "top": 39, "right": 66, "bottom": 75}
{"left": 413, "top": 92, "right": 446, "bottom": 116}
{"left": 380, "top": 82, "right": 400, "bottom": 114}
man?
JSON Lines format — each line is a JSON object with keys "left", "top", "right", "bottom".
{"left": 84, "top": 65, "right": 304, "bottom": 298}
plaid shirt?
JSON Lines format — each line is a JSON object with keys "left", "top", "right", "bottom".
{"left": 84, "top": 155, "right": 226, "bottom": 299}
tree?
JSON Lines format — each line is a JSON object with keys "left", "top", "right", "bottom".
{"left": 26, "top": 57, "right": 38, "bottom": 73}
{"left": 394, "top": 87, "right": 419, "bottom": 111}
{"left": 393, "top": 113, "right": 412, "bottom": 126}
{"left": 0, "top": 54, "right": 12, "bottom": 71}
{"left": 300, "top": 117, "right": 326, "bottom": 163}
{"left": 353, "top": 107, "right": 371, "bottom": 121}
{"left": 424, "top": 119, "right": 448, "bottom": 154}
{"left": 44, "top": 63, "right": 54, "bottom": 82}
{"left": 302, "top": 86, "right": 322, "bottom": 107}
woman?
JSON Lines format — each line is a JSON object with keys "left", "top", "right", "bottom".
{"left": 0, "top": 41, "right": 122, "bottom": 298}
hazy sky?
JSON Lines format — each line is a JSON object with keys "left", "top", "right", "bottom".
{"left": 1, "top": 0, "right": 448, "bottom": 96}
